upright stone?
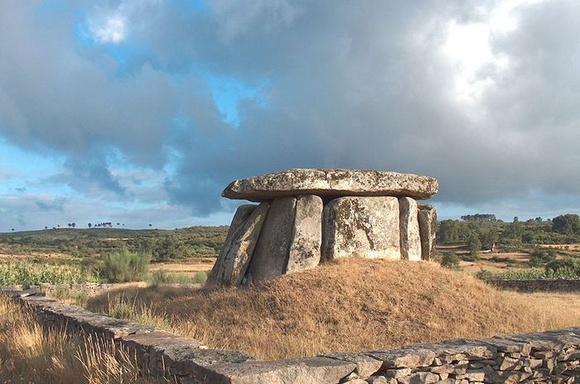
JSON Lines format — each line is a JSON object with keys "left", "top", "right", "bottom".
{"left": 322, "top": 196, "right": 401, "bottom": 260}
{"left": 418, "top": 205, "right": 437, "bottom": 261}
{"left": 223, "top": 168, "right": 439, "bottom": 201}
{"left": 246, "top": 197, "right": 296, "bottom": 282}
{"left": 207, "top": 203, "right": 269, "bottom": 287}
{"left": 399, "top": 197, "right": 421, "bottom": 261}
{"left": 286, "top": 195, "right": 323, "bottom": 274}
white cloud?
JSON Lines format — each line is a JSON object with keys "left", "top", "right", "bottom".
{"left": 89, "top": 14, "right": 127, "bottom": 44}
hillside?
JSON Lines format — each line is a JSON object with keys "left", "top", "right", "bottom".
{"left": 0, "top": 226, "right": 229, "bottom": 261}
{"left": 86, "top": 258, "right": 580, "bottom": 360}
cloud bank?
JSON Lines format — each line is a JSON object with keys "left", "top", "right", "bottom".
{"left": 1, "top": 0, "right": 580, "bottom": 230}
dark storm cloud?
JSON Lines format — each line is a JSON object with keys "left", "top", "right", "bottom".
{"left": 1, "top": 0, "right": 580, "bottom": 221}
{"left": 35, "top": 198, "right": 67, "bottom": 212}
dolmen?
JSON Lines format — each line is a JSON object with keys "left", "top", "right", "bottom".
{"left": 208, "top": 168, "right": 438, "bottom": 287}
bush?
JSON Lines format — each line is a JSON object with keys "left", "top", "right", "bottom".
{"left": 460, "top": 253, "right": 480, "bottom": 262}
{"left": 440, "top": 252, "right": 460, "bottom": 269}
{"left": 99, "top": 250, "right": 151, "bottom": 283}
{"left": 528, "top": 249, "right": 558, "bottom": 267}
{"left": 545, "top": 257, "right": 580, "bottom": 278}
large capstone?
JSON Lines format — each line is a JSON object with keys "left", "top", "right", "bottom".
{"left": 222, "top": 168, "right": 438, "bottom": 201}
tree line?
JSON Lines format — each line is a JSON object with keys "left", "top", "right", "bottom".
{"left": 438, "top": 213, "right": 580, "bottom": 250}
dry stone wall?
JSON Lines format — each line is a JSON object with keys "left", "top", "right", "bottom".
{"left": 3, "top": 289, "right": 579, "bottom": 384}
{"left": 487, "top": 279, "right": 580, "bottom": 292}
{"left": 209, "top": 169, "right": 439, "bottom": 287}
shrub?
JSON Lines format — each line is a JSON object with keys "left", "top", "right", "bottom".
{"left": 460, "top": 253, "right": 480, "bottom": 262}
{"left": 545, "top": 257, "right": 580, "bottom": 278}
{"left": 99, "top": 250, "right": 151, "bottom": 283}
{"left": 528, "top": 249, "right": 558, "bottom": 267}
{"left": 440, "top": 252, "right": 460, "bottom": 269}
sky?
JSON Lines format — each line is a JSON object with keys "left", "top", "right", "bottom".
{"left": 1, "top": 0, "right": 580, "bottom": 232}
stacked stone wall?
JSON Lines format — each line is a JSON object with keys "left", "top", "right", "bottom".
{"left": 487, "top": 279, "right": 580, "bottom": 292}
{"left": 3, "top": 289, "right": 579, "bottom": 384}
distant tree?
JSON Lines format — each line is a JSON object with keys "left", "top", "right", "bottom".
{"left": 153, "top": 236, "right": 178, "bottom": 260}
{"left": 461, "top": 214, "right": 497, "bottom": 222}
{"left": 552, "top": 214, "right": 580, "bottom": 235}
{"left": 480, "top": 228, "right": 499, "bottom": 250}
{"left": 467, "top": 233, "right": 482, "bottom": 256}
{"left": 88, "top": 223, "right": 92, "bottom": 229}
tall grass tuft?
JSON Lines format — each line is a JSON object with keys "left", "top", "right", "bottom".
{"left": 100, "top": 249, "right": 151, "bottom": 283}
{"left": 148, "top": 269, "right": 208, "bottom": 285}
{"left": 0, "top": 294, "right": 154, "bottom": 383}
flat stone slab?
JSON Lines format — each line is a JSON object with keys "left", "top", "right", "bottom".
{"left": 322, "top": 196, "right": 401, "bottom": 260}
{"left": 209, "top": 357, "right": 356, "bottom": 384}
{"left": 222, "top": 168, "right": 438, "bottom": 201}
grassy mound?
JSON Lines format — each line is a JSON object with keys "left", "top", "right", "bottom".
{"left": 86, "top": 258, "right": 580, "bottom": 360}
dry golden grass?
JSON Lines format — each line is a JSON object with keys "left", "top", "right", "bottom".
{"left": 0, "top": 294, "right": 155, "bottom": 384}
{"left": 86, "top": 258, "right": 580, "bottom": 361}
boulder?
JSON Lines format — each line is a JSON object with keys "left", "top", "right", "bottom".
{"left": 322, "top": 196, "right": 401, "bottom": 260}
{"left": 286, "top": 195, "right": 323, "bottom": 274}
{"left": 207, "top": 203, "right": 269, "bottom": 287}
{"left": 399, "top": 197, "right": 421, "bottom": 261}
{"left": 418, "top": 205, "right": 437, "bottom": 261}
{"left": 246, "top": 197, "right": 296, "bottom": 282}
{"left": 223, "top": 168, "right": 438, "bottom": 201}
